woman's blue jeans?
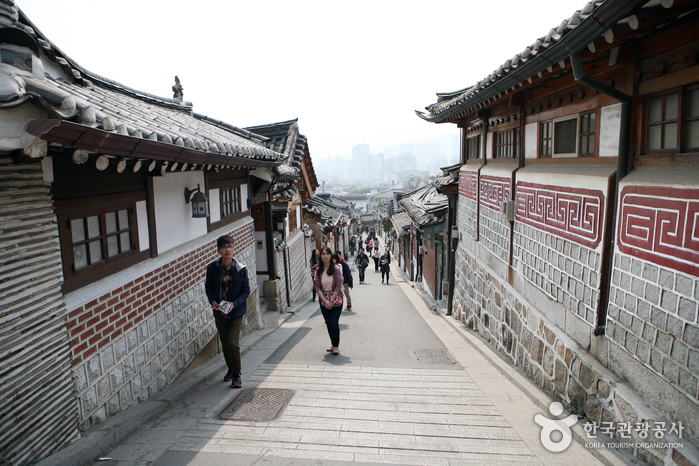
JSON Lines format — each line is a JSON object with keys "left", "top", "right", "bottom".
{"left": 321, "top": 304, "right": 342, "bottom": 347}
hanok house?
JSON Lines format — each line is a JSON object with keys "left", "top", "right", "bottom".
{"left": 303, "top": 194, "right": 356, "bottom": 257}
{"left": 418, "top": 0, "right": 699, "bottom": 462}
{"left": 243, "top": 120, "right": 319, "bottom": 312}
{"left": 0, "top": 3, "right": 289, "bottom": 464}
{"left": 398, "top": 184, "right": 449, "bottom": 299}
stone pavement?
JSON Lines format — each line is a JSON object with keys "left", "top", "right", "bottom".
{"left": 39, "top": 258, "right": 629, "bottom": 466}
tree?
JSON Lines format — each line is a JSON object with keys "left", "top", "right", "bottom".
{"left": 381, "top": 216, "right": 392, "bottom": 234}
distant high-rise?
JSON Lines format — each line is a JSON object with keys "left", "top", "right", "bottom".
{"left": 352, "top": 144, "right": 370, "bottom": 181}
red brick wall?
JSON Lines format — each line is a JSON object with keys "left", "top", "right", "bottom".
{"left": 66, "top": 223, "right": 255, "bottom": 365}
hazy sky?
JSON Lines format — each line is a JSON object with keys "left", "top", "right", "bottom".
{"left": 18, "top": 0, "right": 587, "bottom": 159}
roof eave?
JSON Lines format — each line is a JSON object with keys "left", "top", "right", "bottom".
{"left": 418, "top": 0, "right": 649, "bottom": 124}
{"left": 25, "top": 119, "right": 281, "bottom": 169}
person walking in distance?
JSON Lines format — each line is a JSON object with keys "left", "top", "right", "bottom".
{"left": 315, "top": 247, "right": 344, "bottom": 354}
{"left": 372, "top": 247, "right": 380, "bottom": 273}
{"left": 357, "top": 248, "right": 369, "bottom": 284}
{"left": 335, "top": 251, "right": 354, "bottom": 311}
{"left": 309, "top": 249, "right": 320, "bottom": 302}
{"left": 380, "top": 250, "right": 391, "bottom": 284}
{"left": 205, "top": 235, "right": 250, "bottom": 389}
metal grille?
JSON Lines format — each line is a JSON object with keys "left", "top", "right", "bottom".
{"left": 216, "top": 388, "right": 294, "bottom": 422}
{"left": 409, "top": 349, "right": 456, "bottom": 364}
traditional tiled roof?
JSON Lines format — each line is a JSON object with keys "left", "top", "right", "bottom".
{"left": 417, "top": 0, "right": 658, "bottom": 123}
{"left": 434, "top": 163, "right": 461, "bottom": 192}
{"left": 390, "top": 211, "right": 412, "bottom": 237}
{"left": 303, "top": 194, "right": 354, "bottom": 230}
{"left": 5, "top": 5, "right": 281, "bottom": 169}
{"left": 245, "top": 119, "right": 319, "bottom": 202}
{"left": 399, "top": 185, "right": 449, "bottom": 229}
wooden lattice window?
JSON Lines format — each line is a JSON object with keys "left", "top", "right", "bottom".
{"left": 221, "top": 186, "right": 241, "bottom": 218}
{"left": 494, "top": 128, "right": 520, "bottom": 158}
{"left": 540, "top": 121, "right": 552, "bottom": 158}
{"left": 467, "top": 135, "right": 481, "bottom": 160}
{"left": 579, "top": 111, "right": 596, "bottom": 156}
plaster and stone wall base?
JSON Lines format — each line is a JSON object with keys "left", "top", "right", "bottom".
{"left": 67, "top": 220, "right": 262, "bottom": 431}
{"left": 451, "top": 245, "right": 699, "bottom": 465}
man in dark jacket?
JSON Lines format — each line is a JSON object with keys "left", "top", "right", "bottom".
{"left": 205, "top": 235, "right": 250, "bottom": 389}
{"left": 335, "top": 251, "right": 354, "bottom": 311}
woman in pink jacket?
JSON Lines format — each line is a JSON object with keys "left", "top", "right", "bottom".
{"left": 314, "top": 246, "right": 344, "bottom": 354}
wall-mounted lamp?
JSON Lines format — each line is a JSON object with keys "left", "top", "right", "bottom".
{"left": 184, "top": 184, "right": 209, "bottom": 218}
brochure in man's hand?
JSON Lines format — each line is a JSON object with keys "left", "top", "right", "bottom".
{"left": 219, "top": 300, "right": 232, "bottom": 314}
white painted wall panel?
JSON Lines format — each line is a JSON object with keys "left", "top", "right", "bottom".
{"left": 136, "top": 200, "right": 149, "bottom": 252}
{"left": 209, "top": 188, "right": 221, "bottom": 223}
{"left": 600, "top": 103, "right": 622, "bottom": 157}
{"left": 153, "top": 172, "right": 207, "bottom": 253}
{"left": 525, "top": 123, "right": 538, "bottom": 159}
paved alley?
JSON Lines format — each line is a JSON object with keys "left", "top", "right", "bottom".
{"left": 42, "top": 258, "right": 622, "bottom": 466}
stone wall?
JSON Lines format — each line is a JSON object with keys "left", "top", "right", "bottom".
{"left": 478, "top": 173, "right": 512, "bottom": 266}
{"left": 286, "top": 230, "right": 312, "bottom": 304}
{"left": 451, "top": 166, "right": 699, "bottom": 464}
{"left": 514, "top": 222, "right": 602, "bottom": 329}
{"left": 67, "top": 219, "right": 261, "bottom": 430}
{"left": 0, "top": 157, "right": 79, "bottom": 465}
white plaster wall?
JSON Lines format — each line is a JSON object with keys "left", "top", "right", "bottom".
{"left": 241, "top": 184, "right": 248, "bottom": 212}
{"left": 524, "top": 123, "right": 538, "bottom": 159}
{"left": 209, "top": 188, "right": 221, "bottom": 223}
{"left": 136, "top": 200, "right": 149, "bottom": 252}
{"left": 296, "top": 205, "right": 301, "bottom": 230}
{"left": 153, "top": 171, "right": 208, "bottom": 253}
{"left": 485, "top": 132, "right": 493, "bottom": 159}
{"left": 599, "top": 103, "right": 622, "bottom": 157}
{"left": 0, "top": 106, "right": 50, "bottom": 150}
{"left": 41, "top": 156, "right": 53, "bottom": 182}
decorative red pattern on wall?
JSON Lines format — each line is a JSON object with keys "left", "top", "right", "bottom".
{"left": 66, "top": 221, "right": 255, "bottom": 365}
{"left": 617, "top": 186, "right": 699, "bottom": 277}
{"left": 459, "top": 171, "right": 478, "bottom": 201}
{"left": 515, "top": 182, "right": 604, "bottom": 248}
{"left": 480, "top": 175, "right": 511, "bottom": 212}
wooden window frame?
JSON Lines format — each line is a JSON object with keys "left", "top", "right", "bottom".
{"left": 208, "top": 178, "right": 248, "bottom": 230}
{"left": 493, "top": 127, "right": 520, "bottom": 159}
{"left": 552, "top": 115, "right": 580, "bottom": 158}
{"left": 467, "top": 134, "right": 481, "bottom": 160}
{"left": 220, "top": 185, "right": 242, "bottom": 218}
{"left": 643, "top": 85, "right": 699, "bottom": 155}
{"left": 57, "top": 194, "right": 149, "bottom": 293}
{"left": 540, "top": 120, "right": 552, "bottom": 158}
{"left": 579, "top": 111, "right": 597, "bottom": 157}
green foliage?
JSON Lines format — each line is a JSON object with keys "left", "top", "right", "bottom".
{"left": 350, "top": 187, "right": 366, "bottom": 193}
{"left": 381, "top": 216, "right": 392, "bottom": 233}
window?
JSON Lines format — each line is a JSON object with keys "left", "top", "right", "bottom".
{"left": 58, "top": 202, "right": 146, "bottom": 291}
{"left": 645, "top": 87, "right": 699, "bottom": 153}
{"left": 687, "top": 88, "right": 699, "bottom": 150}
{"left": 221, "top": 186, "right": 241, "bottom": 217}
{"left": 66, "top": 207, "right": 135, "bottom": 272}
{"left": 540, "top": 116, "right": 582, "bottom": 158}
{"left": 579, "top": 112, "right": 596, "bottom": 156}
{"left": 540, "top": 121, "right": 552, "bottom": 158}
{"left": 467, "top": 135, "right": 481, "bottom": 160}
{"left": 554, "top": 117, "right": 578, "bottom": 156}
{"left": 494, "top": 128, "right": 520, "bottom": 158}
{"left": 647, "top": 91, "right": 678, "bottom": 151}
